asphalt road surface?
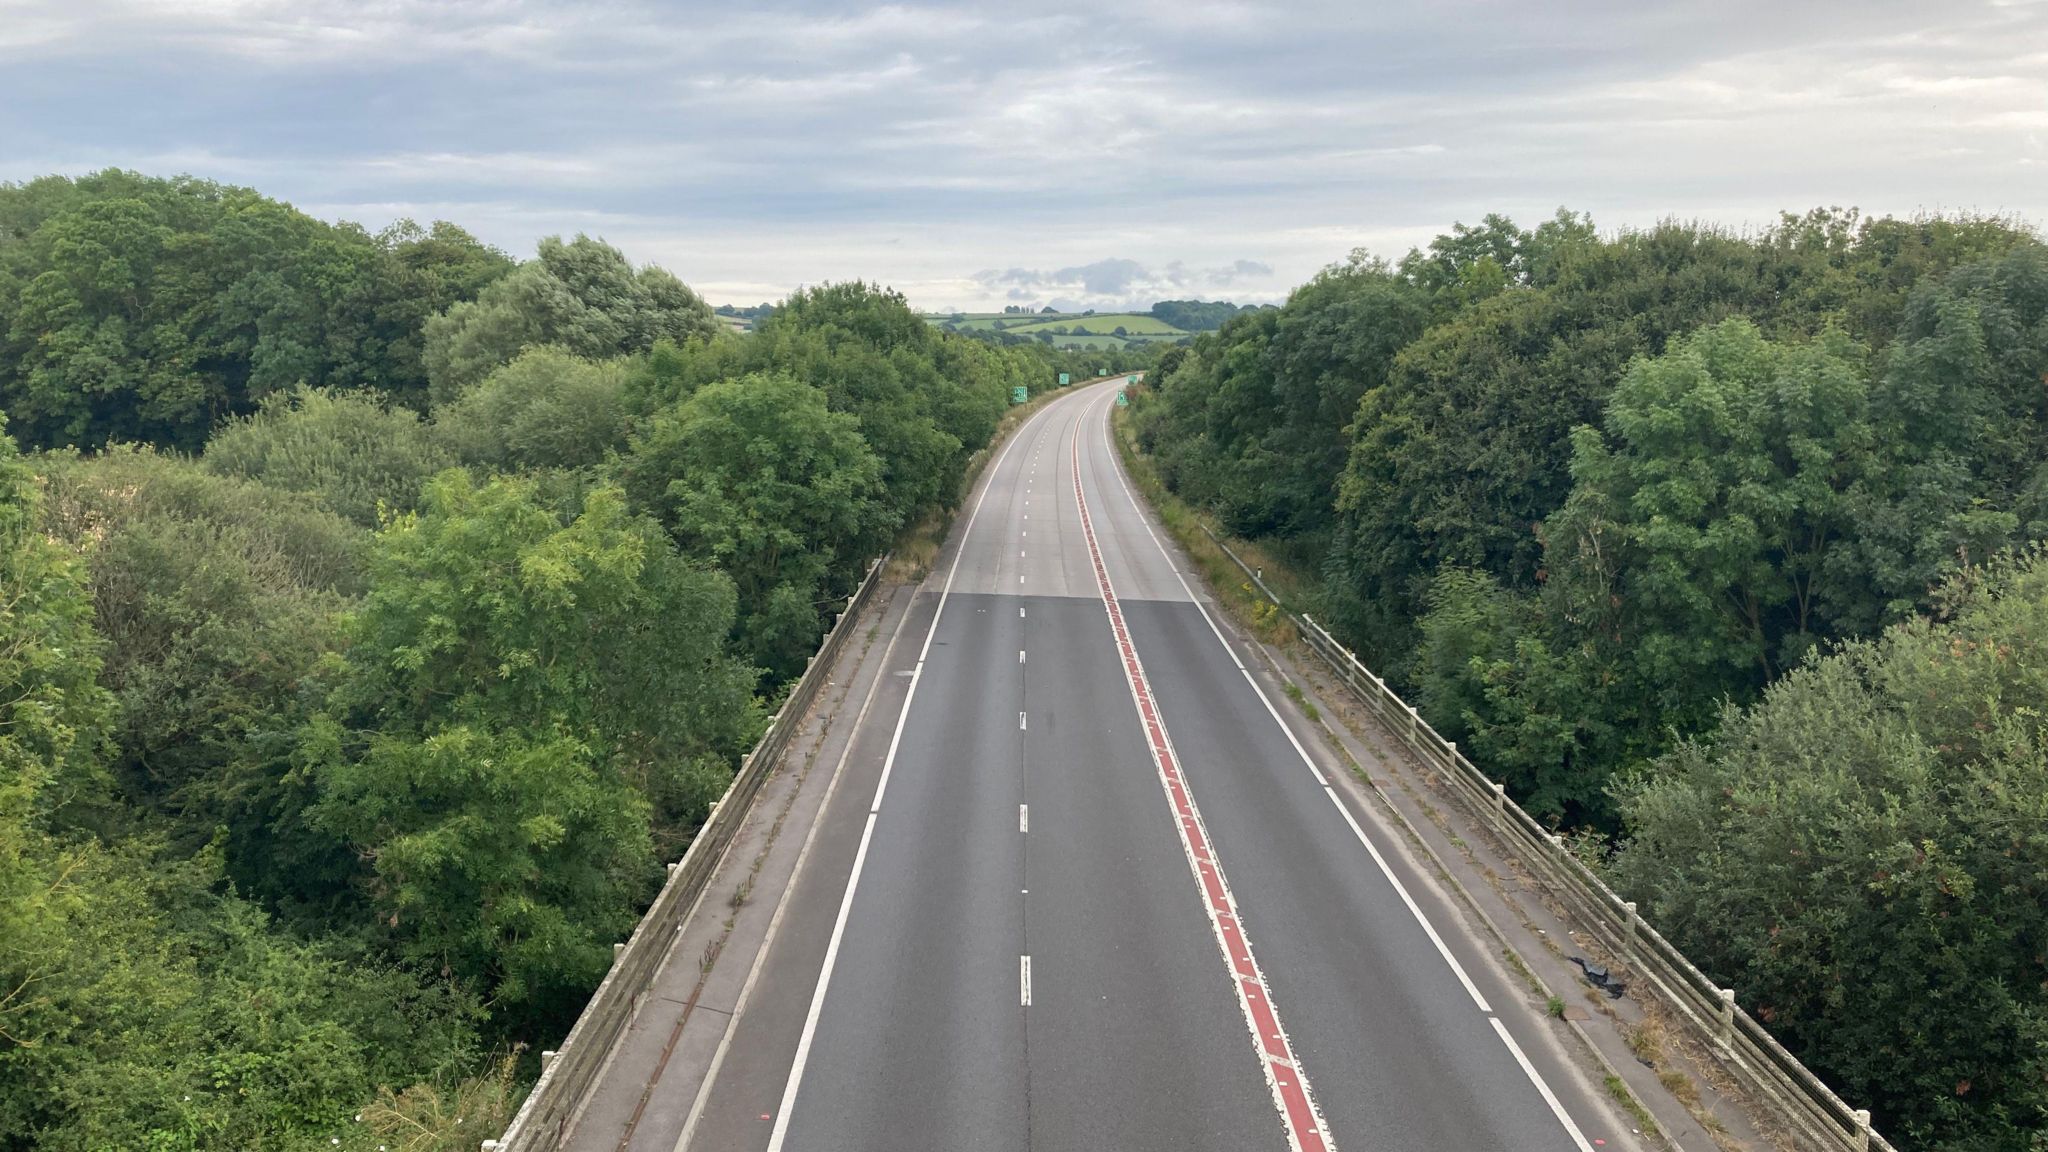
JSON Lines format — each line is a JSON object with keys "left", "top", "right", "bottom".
{"left": 681, "top": 379, "right": 1630, "bottom": 1152}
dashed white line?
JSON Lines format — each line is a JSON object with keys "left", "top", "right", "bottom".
{"left": 1020, "top": 804, "right": 1029, "bottom": 833}
{"left": 1021, "top": 956, "right": 1032, "bottom": 1006}
{"left": 1019, "top": 711, "right": 1027, "bottom": 730}
{"left": 761, "top": 382, "right": 1063, "bottom": 1152}
{"left": 1019, "top": 649, "right": 1027, "bottom": 664}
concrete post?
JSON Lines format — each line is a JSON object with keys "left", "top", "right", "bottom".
{"left": 540, "top": 1049, "right": 557, "bottom": 1070}
{"left": 1624, "top": 901, "right": 1640, "bottom": 954}
{"left": 613, "top": 942, "right": 625, "bottom": 959}
{"left": 1717, "top": 987, "right": 1737, "bottom": 1053}
{"left": 1853, "top": 1109, "right": 1872, "bottom": 1151}
{"left": 1492, "top": 780, "right": 1507, "bottom": 820}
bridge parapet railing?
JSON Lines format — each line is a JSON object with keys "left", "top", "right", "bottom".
{"left": 1201, "top": 525, "right": 1891, "bottom": 1152}
{"left": 486, "top": 554, "right": 890, "bottom": 1152}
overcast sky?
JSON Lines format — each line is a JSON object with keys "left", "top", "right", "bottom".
{"left": 2, "top": 1, "right": 2043, "bottom": 311}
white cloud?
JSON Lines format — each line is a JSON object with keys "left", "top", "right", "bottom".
{"left": 2, "top": 0, "right": 2044, "bottom": 309}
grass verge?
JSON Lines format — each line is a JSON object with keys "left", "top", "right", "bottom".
{"left": 1107, "top": 406, "right": 1303, "bottom": 647}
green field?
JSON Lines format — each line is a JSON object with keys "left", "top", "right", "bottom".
{"left": 925, "top": 311, "right": 1193, "bottom": 351}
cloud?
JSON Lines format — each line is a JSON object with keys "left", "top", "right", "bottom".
{"left": 972, "top": 257, "right": 1282, "bottom": 310}
{"left": 1, "top": 0, "right": 2044, "bottom": 309}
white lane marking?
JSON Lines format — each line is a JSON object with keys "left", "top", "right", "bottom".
{"left": 1020, "top": 607, "right": 1026, "bottom": 618}
{"left": 763, "top": 384, "right": 1068, "bottom": 1152}
{"left": 1491, "top": 1018, "right": 1598, "bottom": 1152}
{"left": 1094, "top": 407, "right": 1499, "bottom": 1012}
{"left": 673, "top": 549, "right": 923, "bottom": 1152}
{"left": 1019, "top": 649, "right": 1027, "bottom": 664}
{"left": 1020, "top": 804, "right": 1029, "bottom": 833}
{"left": 1021, "top": 956, "right": 1032, "bottom": 1006}
{"left": 1019, "top": 711, "right": 1027, "bottom": 730}
{"left": 1089, "top": 398, "right": 1615, "bottom": 1143}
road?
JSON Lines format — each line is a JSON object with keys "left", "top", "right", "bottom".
{"left": 679, "top": 379, "right": 1631, "bottom": 1152}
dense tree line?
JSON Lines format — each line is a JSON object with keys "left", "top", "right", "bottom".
{"left": 1148, "top": 298, "right": 1267, "bottom": 332}
{"left": 1129, "top": 207, "right": 2047, "bottom": 1149}
{"left": 0, "top": 172, "right": 1070, "bottom": 1149}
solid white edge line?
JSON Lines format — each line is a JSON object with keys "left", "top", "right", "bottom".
{"left": 1491, "top": 1018, "right": 1598, "bottom": 1152}
{"left": 673, "top": 570, "right": 922, "bottom": 1152}
{"left": 762, "top": 389, "right": 1077, "bottom": 1152}
{"left": 1092, "top": 407, "right": 1496, "bottom": 1014}
{"left": 1095, "top": 399, "right": 1612, "bottom": 1141}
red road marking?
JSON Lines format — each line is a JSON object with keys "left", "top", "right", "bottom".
{"left": 1068, "top": 417, "right": 1335, "bottom": 1152}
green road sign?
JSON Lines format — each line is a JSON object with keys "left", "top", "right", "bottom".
{"left": 1115, "top": 390, "right": 1128, "bottom": 407}
{"left": 1057, "top": 372, "right": 1070, "bottom": 386}
{"left": 1011, "top": 385, "right": 1030, "bottom": 404}
{"left": 1099, "top": 366, "right": 1108, "bottom": 376}
{"left": 1127, "top": 374, "right": 1139, "bottom": 385}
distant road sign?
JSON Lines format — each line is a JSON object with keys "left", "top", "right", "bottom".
{"left": 1011, "top": 385, "right": 1030, "bottom": 404}
{"left": 1127, "top": 374, "right": 1138, "bottom": 385}
{"left": 1057, "top": 372, "right": 1069, "bottom": 386}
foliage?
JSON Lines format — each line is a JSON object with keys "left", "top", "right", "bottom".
{"left": 1150, "top": 299, "right": 1253, "bottom": 332}
{"left": 34, "top": 447, "right": 364, "bottom": 908}
{"left": 304, "top": 722, "right": 651, "bottom": 1036}
{"left": 204, "top": 385, "right": 454, "bottom": 527}
{"left": 1135, "top": 257, "right": 1428, "bottom": 543}
{"left": 328, "top": 472, "right": 758, "bottom": 845}
{"left": 421, "top": 235, "right": 718, "bottom": 403}
{"left": 621, "top": 372, "right": 894, "bottom": 676}
{"left": 1613, "top": 551, "right": 2048, "bottom": 1150}
{"left": 432, "top": 345, "right": 630, "bottom": 474}
{"left": 1, "top": 840, "right": 478, "bottom": 1152}
{"left": 0, "top": 171, "right": 510, "bottom": 451}
{"left": 0, "top": 418, "right": 112, "bottom": 844}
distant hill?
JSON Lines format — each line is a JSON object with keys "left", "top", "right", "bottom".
{"left": 924, "top": 310, "right": 1193, "bottom": 352}
{"left": 923, "top": 298, "right": 1275, "bottom": 350}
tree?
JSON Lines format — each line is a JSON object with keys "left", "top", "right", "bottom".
{"left": 1333, "top": 219, "right": 1881, "bottom": 671}
{"left": 621, "top": 373, "right": 893, "bottom": 676}
{"left": 0, "top": 172, "right": 510, "bottom": 450}
{"left": 304, "top": 722, "right": 651, "bottom": 1035}
{"left": 421, "top": 235, "right": 718, "bottom": 402}
{"left": 305, "top": 473, "right": 757, "bottom": 1029}
{"left": 432, "top": 346, "right": 631, "bottom": 474}
{"left": 204, "top": 385, "right": 454, "bottom": 527}
{"left": 1613, "top": 551, "right": 2048, "bottom": 1149}
{"left": 1546, "top": 320, "right": 1875, "bottom": 706}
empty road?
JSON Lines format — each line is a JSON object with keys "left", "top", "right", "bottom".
{"left": 679, "top": 379, "right": 1630, "bottom": 1152}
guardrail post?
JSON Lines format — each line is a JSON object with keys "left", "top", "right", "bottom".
{"left": 1491, "top": 780, "right": 1507, "bottom": 821}
{"left": 539, "top": 1049, "right": 557, "bottom": 1070}
{"left": 1623, "top": 901, "right": 1640, "bottom": 954}
{"left": 1853, "top": 1109, "right": 1872, "bottom": 1151}
{"left": 1406, "top": 703, "right": 1419, "bottom": 741}
{"left": 1717, "top": 987, "right": 1736, "bottom": 1054}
